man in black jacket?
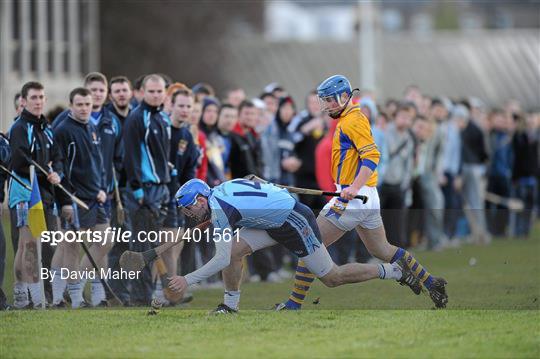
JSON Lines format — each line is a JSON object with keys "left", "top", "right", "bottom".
{"left": 8, "top": 81, "right": 63, "bottom": 309}
{"left": 52, "top": 87, "right": 110, "bottom": 308}
{"left": 123, "top": 74, "right": 171, "bottom": 305}
{"left": 229, "top": 100, "right": 263, "bottom": 179}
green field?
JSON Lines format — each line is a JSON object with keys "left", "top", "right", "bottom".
{"left": 1, "top": 223, "right": 540, "bottom": 358}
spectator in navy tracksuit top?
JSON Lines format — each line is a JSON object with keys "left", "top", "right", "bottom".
{"left": 52, "top": 74, "right": 124, "bottom": 305}
{"left": 52, "top": 73, "right": 123, "bottom": 200}
{"left": 105, "top": 75, "right": 134, "bottom": 306}
{"left": 52, "top": 87, "right": 111, "bottom": 308}
{"left": 9, "top": 81, "right": 63, "bottom": 309}
{"left": 123, "top": 74, "right": 171, "bottom": 305}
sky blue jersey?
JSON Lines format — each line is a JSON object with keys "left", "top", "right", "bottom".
{"left": 185, "top": 179, "right": 296, "bottom": 286}
{"left": 208, "top": 179, "right": 295, "bottom": 231}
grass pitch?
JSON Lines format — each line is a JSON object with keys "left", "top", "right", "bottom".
{"left": 1, "top": 223, "right": 539, "bottom": 358}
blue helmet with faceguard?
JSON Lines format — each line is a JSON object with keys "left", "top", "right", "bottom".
{"left": 175, "top": 179, "right": 211, "bottom": 208}
{"left": 317, "top": 75, "right": 353, "bottom": 118}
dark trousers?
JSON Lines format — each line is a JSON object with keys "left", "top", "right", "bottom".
{"left": 128, "top": 207, "right": 162, "bottom": 305}
{"left": 380, "top": 184, "right": 406, "bottom": 248}
{"left": 487, "top": 175, "right": 511, "bottom": 236}
{"left": 441, "top": 172, "right": 462, "bottom": 238}
{"left": 125, "top": 184, "right": 168, "bottom": 305}
{"left": 180, "top": 240, "right": 196, "bottom": 275}
{"left": 107, "top": 189, "right": 132, "bottom": 304}
{"left": 513, "top": 178, "right": 537, "bottom": 236}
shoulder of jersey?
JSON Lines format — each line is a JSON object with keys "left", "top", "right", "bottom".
{"left": 342, "top": 107, "right": 368, "bottom": 125}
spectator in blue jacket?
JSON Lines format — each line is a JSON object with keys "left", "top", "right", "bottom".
{"left": 123, "top": 74, "right": 171, "bottom": 305}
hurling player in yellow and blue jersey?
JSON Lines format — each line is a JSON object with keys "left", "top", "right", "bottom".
{"left": 275, "top": 75, "right": 448, "bottom": 310}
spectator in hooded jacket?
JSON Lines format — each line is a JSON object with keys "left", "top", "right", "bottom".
{"left": 275, "top": 96, "right": 301, "bottom": 186}
{"left": 200, "top": 97, "right": 225, "bottom": 186}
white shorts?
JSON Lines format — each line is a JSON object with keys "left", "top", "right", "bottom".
{"left": 320, "top": 185, "right": 383, "bottom": 231}
{"left": 239, "top": 228, "right": 334, "bottom": 277}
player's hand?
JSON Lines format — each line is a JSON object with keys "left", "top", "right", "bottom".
{"left": 168, "top": 275, "right": 188, "bottom": 293}
{"left": 439, "top": 174, "right": 448, "bottom": 186}
{"left": 61, "top": 205, "right": 74, "bottom": 223}
{"left": 282, "top": 156, "right": 302, "bottom": 173}
{"left": 47, "top": 171, "right": 61, "bottom": 185}
{"left": 340, "top": 185, "right": 360, "bottom": 201}
{"left": 96, "top": 190, "right": 107, "bottom": 203}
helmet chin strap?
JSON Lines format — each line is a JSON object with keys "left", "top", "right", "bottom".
{"left": 329, "top": 88, "right": 359, "bottom": 119}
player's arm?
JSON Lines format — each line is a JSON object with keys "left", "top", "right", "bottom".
{"left": 341, "top": 118, "right": 380, "bottom": 200}
{"left": 187, "top": 233, "right": 232, "bottom": 285}
{"left": 168, "top": 228, "right": 232, "bottom": 292}
{"left": 169, "top": 204, "right": 234, "bottom": 292}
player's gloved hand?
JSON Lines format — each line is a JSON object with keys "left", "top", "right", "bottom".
{"left": 340, "top": 184, "right": 360, "bottom": 201}
{"left": 168, "top": 275, "right": 188, "bottom": 293}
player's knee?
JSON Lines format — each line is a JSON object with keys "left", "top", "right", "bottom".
{"left": 63, "top": 241, "right": 80, "bottom": 256}
{"left": 22, "top": 239, "right": 37, "bottom": 253}
{"left": 231, "top": 239, "right": 252, "bottom": 261}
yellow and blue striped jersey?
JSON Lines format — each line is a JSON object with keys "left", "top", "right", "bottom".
{"left": 331, "top": 105, "right": 380, "bottom": 187}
